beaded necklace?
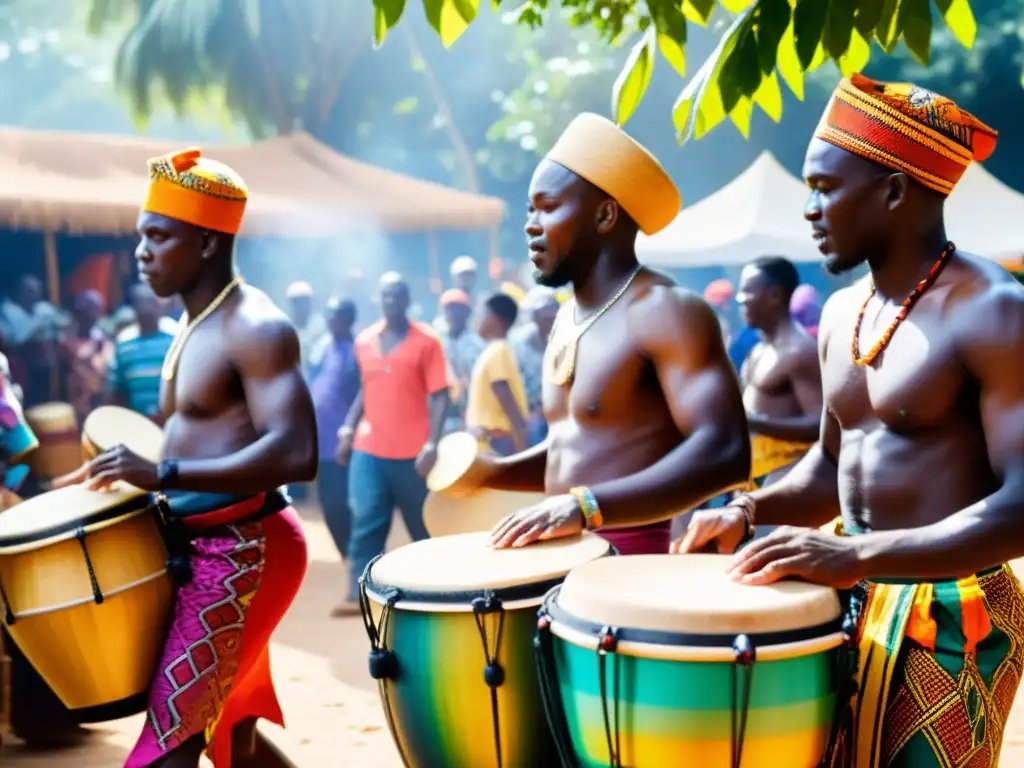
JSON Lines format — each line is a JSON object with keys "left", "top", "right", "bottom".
{"left": 162, "top": 276, "right": 243, "bottom": 381}
{"left": 851, "top": 241, "right": 954, "bottom": 366}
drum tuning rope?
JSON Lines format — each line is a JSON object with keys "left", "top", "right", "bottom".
{"left": 358, "top": 556, "right": 410, "bottom": 768}
{"left": 75, "top": 527, "right": 105, "bottom": 606}
{"left": 595, "top": 625, "right": 622, "bottom": 768}
{"left": 534, "top": 591, "right": 581, "bottom": 768}
{"left": 730, "top": 634, "right": 756, "bottom": 768}
{"left": 0, "top": 581, "right": 13, "bottom": 626}
{"left": 820, "top": 588, "right": 865, "bottom": 767}
{"left": 471, "top": 591, "right": 508, "bottom": 768}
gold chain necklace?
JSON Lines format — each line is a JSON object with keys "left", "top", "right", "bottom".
{"left": 161, "top": 276, "right": 243, "bottom": 381}
{"left": 543, "top": 265, "right": 642, "bottom": 387}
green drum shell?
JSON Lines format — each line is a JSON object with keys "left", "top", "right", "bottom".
{"left": 363, "top": 587, "right": 560, "bottom": 768}
{"left": 538, "top": 590, "right": 846, "bottom": 768}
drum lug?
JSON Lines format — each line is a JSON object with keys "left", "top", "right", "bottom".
{"left": 732, "top": 633, "right": 756, "bottom": 666}
{"left": 368, "top": 648, "right": 398, "bottom": 681}
{"left": 598, "top": 626, "right": 618, "bottom": 654}
{"left": 471, "top": 592, "right": 503, "bottom": 615}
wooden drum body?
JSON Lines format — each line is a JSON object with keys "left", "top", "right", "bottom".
{"left": 0, "top": 485, "right": 174, "bottom": 720}
{"left": 361, "top": 532, "right": 612, "bottom": 768}
{"left": 24, "top": 403, "right": 81, "bottom": 480}
{"left": 536, "top": 555, "right": 847, "bottom": 768}
{"left": 82, "top": 405, "right": 164, "bottom": 464}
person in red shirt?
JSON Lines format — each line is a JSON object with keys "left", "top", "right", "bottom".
{"left": 333, "top": 272, "right": 449, "bottom": 616}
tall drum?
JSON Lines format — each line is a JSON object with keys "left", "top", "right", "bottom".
{"left": 360, "top": 531, "right": 613, "bottom": 768}
{"left": 535, "top": 555, "right": 850, "bottom": 768}
{"left": 23, "top": 403, "right": 81, "bottom": 480}
{"left": 0, "top": 485, "right": 173, "bottom": 720}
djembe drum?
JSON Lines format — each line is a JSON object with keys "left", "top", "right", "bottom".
{"left": 425, "top": 431, "right": 494, "bottom": 497}
{"left": 360, "top": 531, "right": 613, "bottom": 768}
{"left": 535, "top": 554, "right": 851, "bottom": 768}
{"left": 23, "top": 403, "right": 81, "bottom": 480}
{"left": 0, "top": 484, "right": 173, "bottom": 720}
{"left": 422, "top": 489, "right": 547, "bottom": 538}
{"left": 82, "top": 405, "right": 163, "bottom": 464}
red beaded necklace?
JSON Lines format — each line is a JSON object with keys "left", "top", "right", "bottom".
{"left": 851, "top": 241, "right": 955, "bottom": 366}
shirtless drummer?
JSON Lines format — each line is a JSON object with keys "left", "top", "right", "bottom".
{"left": 60, "top": 148, "right": 316, "bottom": 768}
{"left": 678, "top": 75, "right": 1024, "bottom": 766}
{"left": 478, "top": 113, "right": 750, "bottom": 554}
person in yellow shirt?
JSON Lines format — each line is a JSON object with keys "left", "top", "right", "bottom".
{"left": 465, "top": 293, "right": 529, "bottom": 455}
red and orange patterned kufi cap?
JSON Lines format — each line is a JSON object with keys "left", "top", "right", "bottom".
{"left": 142, "top": 148, "right": 248, "bottom": 235}
{"left": 815, "top": 73, "right": 998, "bottom": 196}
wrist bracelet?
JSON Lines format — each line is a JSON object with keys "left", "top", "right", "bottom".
{"left": 569, "top": 486, "right": 604, "bottom": 530}
{"left": 729, "top": 493, "right": 756, "bottom": 539}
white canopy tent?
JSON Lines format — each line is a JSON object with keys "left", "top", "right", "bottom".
{"left": 637, "top": 151, "right": 820, "bottom": 267}
{"left": 945, "top": 163, "right": 1024, "bottom": 263}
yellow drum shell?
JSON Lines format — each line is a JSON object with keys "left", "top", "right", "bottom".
{"left": 81, "top": 405, "right": 164, "bottom": 464}
{"left": 0, "top": 485, "right": 173, "bottom": 715}
{"left": 426, "top": 431, "right": 494, "bottom": 497}
{"left": 24, "top": 402, "right": 82, "bottom": 480}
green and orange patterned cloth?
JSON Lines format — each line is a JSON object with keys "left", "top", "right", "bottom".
{"left": 825, "top": 519, "right": 1024, "bottom": 767}
{"left": 815, "top": 74, "right": 998, "bottom": 196}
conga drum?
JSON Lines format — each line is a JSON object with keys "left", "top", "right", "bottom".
{"left": 0, "top": 622, "right": 9, "bottom": 743}
{"left": 0, "top": 484, "right": 174, "bottom": 720}
{"left": 82, "top": 405, "right": 164, "bottom": 464}
{"left": 535, "top": 554, "right": 849, "bottom": 767}
{"left": 422, "top": 489, "right": 547, "bottom": 538}
{"left": 360, "top": 531, "right": 613, "bottom": 768}
{"left": 426, "top": 431, "right": 493, "bottom": 497}
{"left": 23, "top": 403, "right": 81, "bottom": 480}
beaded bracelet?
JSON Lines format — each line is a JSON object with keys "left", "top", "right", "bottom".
{"left": 728, "top": 493, "right": 757, "bottom": 540}
{"left": 569, "top": 486, "right": 604, "bottom": 530}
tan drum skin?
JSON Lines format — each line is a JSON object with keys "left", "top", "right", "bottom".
{"left": 0, "top": 484, "right": 173, "bottom": 714}
{"left": 426, "top": 431, "right": 495, "bottom": 497}
{"left": 0, "top": 610, "right": 8, "bottom": 743}
{"left": 24, "top": 403, "right": 82, "bottom": 480}
{"left": 423, "top": 489, "right": 547, "bottom": 538}
{"left": 82, "top": 405, "right": 164, "bottom": 464}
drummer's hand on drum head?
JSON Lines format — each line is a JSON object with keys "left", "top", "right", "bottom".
{"left": 489, "top": 493, "right": 583, "bottom": 549}
{"left": 670, "top": 506, "right": 747, "bottom": 555}
{"left": 84, "top": 444, "right": 160, "bottom": 492}
{"left": 52, "top": 462, "right": 90, "bottom": 489}
{"left": 726, "top": 526, "right": 866, "bottom": 589}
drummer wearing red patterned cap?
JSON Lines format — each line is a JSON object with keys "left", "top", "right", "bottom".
{"left": 58, "top": 148, "right": 315, "bottom": 768}
{"left": 678, "top": 75, "right": 1024, "bottom": 767}
{"left": 468, "top": 113, "right": 750, "bottom": 556}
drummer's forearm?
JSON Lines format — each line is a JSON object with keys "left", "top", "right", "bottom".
{"left": 488, "top": 440, "right": 547, "bottom": 492}
{"left": 590, "top": 426, "right": 749, "bottom": 527}
{"left": 747, "top": 444, "right": 840, "bottom": 527}
{"left": 170, "top": 430, "right": 317, "bottom": 494}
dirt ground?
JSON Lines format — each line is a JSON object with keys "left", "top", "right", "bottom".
{"left": 3, "top": 508, "right": 1024, "bottom": 766}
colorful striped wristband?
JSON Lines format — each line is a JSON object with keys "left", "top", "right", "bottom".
{"left": 569, "top": 486, "right": 603, "bottom": 530}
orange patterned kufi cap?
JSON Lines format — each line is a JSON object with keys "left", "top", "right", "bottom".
{"left": 545, "top": 113, "right": 680, "bottom": 235}
{"left": 142, "top": 148, "right": 248, "bottom": 234}
{"left": 814, "top": 73, "right": 997, "bottom": 196}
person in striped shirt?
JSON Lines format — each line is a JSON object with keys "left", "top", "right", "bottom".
{"left": 108, "top": 283, "right": 175, "bottom": 422}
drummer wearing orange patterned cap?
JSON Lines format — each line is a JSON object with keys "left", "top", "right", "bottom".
{"left": 468, "top": 113, "right": 750, "bottom": 556}
{"left": 677, "top": 75, "right": 1024, "bottom": 767}
{"left": 58, "top": 149, "right": 315, "bottom": 768}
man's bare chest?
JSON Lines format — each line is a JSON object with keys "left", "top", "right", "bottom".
{"left": 824, "top": 315, "right": 965, "bottom": 429}
{"left": 160, "top": 328, "right": 239, "bottom": 417}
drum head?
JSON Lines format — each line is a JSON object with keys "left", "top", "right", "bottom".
{"left": 555, "top": 554, "right": 840, "bottom": 635}
{"left": 423, "top": 489, "right": 547, "bottom": 538}
{"left": 426, "top": 431, "right": 480, "bottom": 492}
{"left": 0, "top": 485, "right": 150, "bottom": 552}
{"left": 83, "top": 406, "right": 164, "bottom": 463}
{"left": 25, "top": 402, "right": 76, "bottom": 429}
{"left": 368, "top": 531, "right": 612, "bottom": 596}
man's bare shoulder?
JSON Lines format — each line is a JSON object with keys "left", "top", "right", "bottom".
{"left": 628, "top": 277, "right": 723, "bottom": 356}
{"left": 951, "top": 258, "right": 1024, "bottom": 349}
{"left": 226, "top": 285, "right": 302, "bottom": 370}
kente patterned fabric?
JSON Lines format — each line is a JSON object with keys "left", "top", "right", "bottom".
{"left": 143, "top": 148, "right": 248, "bottom": 235}
{"left": 124, "top": 500, "right": 307, "bottom": 767}
{"left": 824, "top": 519, "right": 1024, "bottom": 767}
{"left": 745, "top": 434, "right": 813, "bottom": 490}
{"left": 815, "top": 73, "right": 998, "bottom": 196}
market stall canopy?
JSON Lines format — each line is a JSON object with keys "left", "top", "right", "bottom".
{"left": 945, "top": 163, "right": 1024, "bottom": 262}
{"left": 636, "top": 151, "right": 820, "bottom": 267}
{"left": 0, "top": 128, "right": 505, "bottom": 236}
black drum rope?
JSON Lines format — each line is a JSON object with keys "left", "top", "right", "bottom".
{"left": 820, "top": 586, "right": 865, "bottom": 767}
{"left": 596, "top": 626, "right": 622, "bottom": 767}
{"left": 534, "top": 591, "right": 581, "bottom": 768}
{"left": 472, "top": 591, "right": 508, "bottom": 768}
{"left": 0, "top": 579, "right": 14, "bottom": 625}
{"left": 75, "top": 527, "right": 104, "bottom": 605}
{"left": 358, "top": 555, "right": 411, "bottom": 768}
{"left": 730, "top": 634, "right": 756, "bottom": 768}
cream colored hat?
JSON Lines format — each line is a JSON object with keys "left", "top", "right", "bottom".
{"left": 545, "top": 113, "right": 681, "bottom": 235}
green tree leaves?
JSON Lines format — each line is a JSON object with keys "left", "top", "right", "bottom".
{"left": 390, "top": 0, "right": 981, "bottom": 144}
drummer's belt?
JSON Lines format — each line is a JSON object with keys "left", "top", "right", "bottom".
{"left": 156, "top": 490, "right": 291, "bottom": 587}
{"left": 828, "top": 520, "right": 1024, "bottom": 767}
{"left": 743, "top": 435, "right": 813, "bottom": 491}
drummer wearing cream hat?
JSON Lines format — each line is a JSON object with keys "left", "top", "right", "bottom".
{"left": 441, "top": 113, "right": 750, "bottom": 555}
